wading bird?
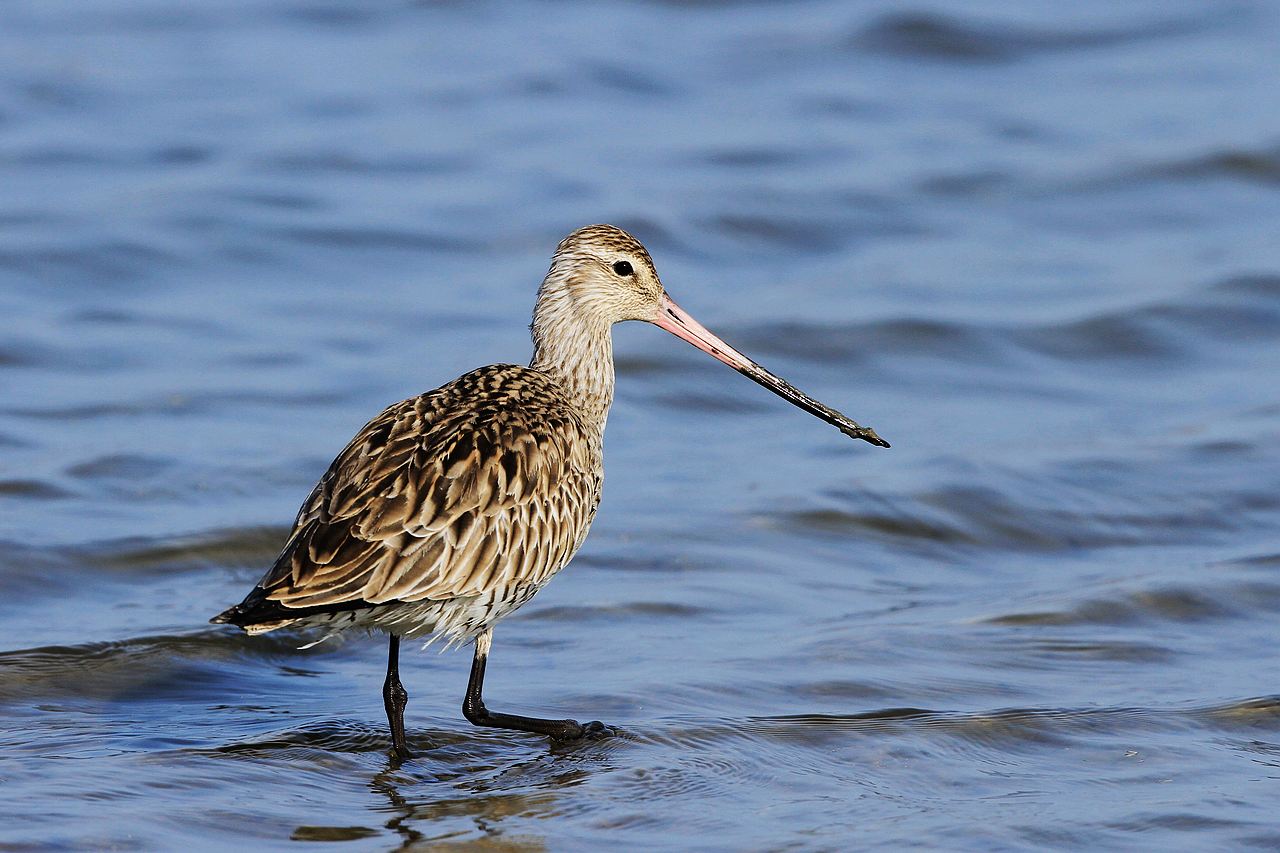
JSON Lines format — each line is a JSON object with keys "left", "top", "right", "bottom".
{"left": 212, "top": 225, "right": 887, "bottom": 759}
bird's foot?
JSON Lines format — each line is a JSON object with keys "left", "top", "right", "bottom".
{"left": 553, "top": 719, "right": 615, "bottom": 742}
{"left": 579, "top": 720, "right": 614, "bottom": 740}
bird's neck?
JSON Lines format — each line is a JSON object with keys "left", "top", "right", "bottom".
{"left": 529, "top": 286, "right": 615, "bottom": 431}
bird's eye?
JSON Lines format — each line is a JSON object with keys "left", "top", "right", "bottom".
{"left": 612, "top": 260, "right": 634, "bottom": 276}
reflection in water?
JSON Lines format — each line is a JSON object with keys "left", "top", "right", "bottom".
{"left": 370, "top": 770, "right": 553, "bottom": 851}
{"left": 200, "top": 715, "right": 619, "bottom": 847}
{"left": 364, "top": 736, "right": 620, "bottom": 850}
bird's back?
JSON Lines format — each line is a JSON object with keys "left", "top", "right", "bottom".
{"left": 213, "top": 364, "right": 604, "bottom": 642}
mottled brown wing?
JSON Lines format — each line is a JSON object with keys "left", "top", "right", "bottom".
{"left": 253, "top": 367, "right": 601, "bottom": 611}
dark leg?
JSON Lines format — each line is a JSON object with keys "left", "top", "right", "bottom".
{"left": 462, "top": 629, "right": 611, "bottom": 742}
{"left": 383, "top": 635, "right": 411, "bottom": 760}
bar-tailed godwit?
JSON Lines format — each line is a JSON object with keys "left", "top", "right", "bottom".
{"left": 212, "top": 224, "right": 887, "bottom": 759}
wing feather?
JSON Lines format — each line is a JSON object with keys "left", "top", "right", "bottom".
{"left": 248, "top": 366, "right": 601, "bottom": 616}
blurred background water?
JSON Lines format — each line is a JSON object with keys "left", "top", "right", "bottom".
{"left": 2, "top": 0, "right": 1280, "bottom": 849}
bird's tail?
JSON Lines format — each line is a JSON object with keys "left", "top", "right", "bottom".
{"left": 210, "top": 588, "right": 285, "bottom": 633}
{"left": 211, "top": 587, "right": 354, "bottom": 635}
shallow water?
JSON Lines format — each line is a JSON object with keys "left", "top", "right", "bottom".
{"left": 3, "top": 0, "right": 1280, "bottom": 849}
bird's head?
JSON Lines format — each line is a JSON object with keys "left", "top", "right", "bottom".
{"left": 535, "top": 224, "right": 890, "bottom": 447}
{"left": 541, "top": 224, "right": 666, "bottom": 325}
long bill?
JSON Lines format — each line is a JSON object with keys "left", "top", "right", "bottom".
{"left": 652, "top": 293, "right": 889, "bottom": 448}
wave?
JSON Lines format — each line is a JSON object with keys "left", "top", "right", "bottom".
{"left": 853, "top": 10, "right": 1213, "bottom": 63}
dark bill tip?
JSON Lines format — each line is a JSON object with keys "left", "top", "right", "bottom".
{"left": 841, "top": 423, "right": 891, "bottom": 448}
{"left": 654, "top": 292, "right": 890, "bottom": 450}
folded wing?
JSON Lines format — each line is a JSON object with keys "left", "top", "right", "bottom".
{"left": 227, "top": 366, "right": 600, "bottom": 623}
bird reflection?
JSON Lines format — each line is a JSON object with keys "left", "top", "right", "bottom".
{"left": 366, "top": 736, "right": 615, "bottom": 850}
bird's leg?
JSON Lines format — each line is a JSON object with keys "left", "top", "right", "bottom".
{"left": 383, "top": 634, "right": 411, "bottom": 760}
{"left": 462, "top": 629, "right": 611, "bottom": 742}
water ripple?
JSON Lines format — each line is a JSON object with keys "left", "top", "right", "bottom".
{"left": 853, "top": 10, "right": 1213, "bottom": 62}
{"left": 3, "top": 0, "right": 1280, "bottom": 848}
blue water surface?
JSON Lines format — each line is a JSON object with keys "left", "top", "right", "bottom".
{"left": 2, "top": 1, "right": 1280, "bottom": 849}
